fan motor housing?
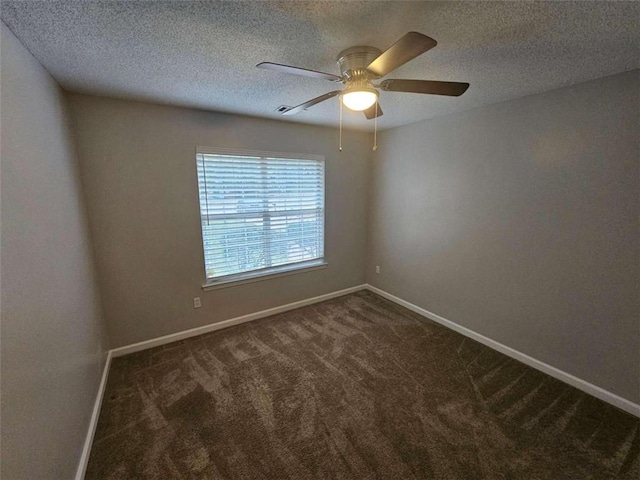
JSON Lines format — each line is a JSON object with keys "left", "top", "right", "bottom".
{"left": 336, "top": 46, "right": 382, "bottom": 79}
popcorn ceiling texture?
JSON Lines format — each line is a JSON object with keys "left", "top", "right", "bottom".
{"left": 1, "top": 1, "right": 638, "bottom": 131}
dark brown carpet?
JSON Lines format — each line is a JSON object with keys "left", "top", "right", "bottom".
{"left": 86, "top": 291, "right": 639, "bottom": 479}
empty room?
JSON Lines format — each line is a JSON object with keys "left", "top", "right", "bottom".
{"left": 1, "top": 1, "right": 638, "bottom": 479}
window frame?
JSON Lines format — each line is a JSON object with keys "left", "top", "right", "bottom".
{"left": 196, "top": 147, "right": 327, "bottom": 290}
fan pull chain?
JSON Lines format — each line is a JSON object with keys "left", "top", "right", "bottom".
{"left": 373, "top": 102, "right": 378, "bottom": 151}
{"left": 339, "top": 97, "right": 343, "bottom": 152}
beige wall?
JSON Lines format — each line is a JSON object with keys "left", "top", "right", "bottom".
{"left": 1, "top": 23, "right": 108, "bottom": 479}
{"left": 367, "top": 70, "right": 639, "bottom": 403}
{"left": 68, "top": 95, "right": 370, "bottom": 348}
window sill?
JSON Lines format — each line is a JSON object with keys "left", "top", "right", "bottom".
{"left": 201, "top": 260, "right": 328, "bottom": 291}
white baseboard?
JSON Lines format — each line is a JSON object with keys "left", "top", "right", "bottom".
{"left": 111, "top": 284, "right": 368, "bottom": 357}
{"left": 75, "top": 284, "right": 367, "bottom": 478}
{"left": 75, "top": 350, "right": 112, "bottom": 480}
{"left": 365, "top": 284, "right": 640, "bottom": 418}
{"left": 76, "top": 281, "right": 637, "bottom": 478}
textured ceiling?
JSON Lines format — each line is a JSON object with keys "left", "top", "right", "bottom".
{"left": 1, "top": 1, "right": 638, "bottom": 131}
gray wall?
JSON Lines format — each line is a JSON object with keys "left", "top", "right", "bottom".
{"left": 1, "top": 23, "right": 108, "bottom": 479}
{"left": 367, "top": 70, "right": 639, "bottom": 403}
{"left": 67, "top": 95, "right": 370, "bottom": 348}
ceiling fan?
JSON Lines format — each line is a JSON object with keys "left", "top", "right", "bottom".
{"left": 257, "top": 32, "right": 469, "bottom": 120}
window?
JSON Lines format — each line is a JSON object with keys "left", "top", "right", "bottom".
{"left": 196, "top": 148, "right": 326, "bottom": 288}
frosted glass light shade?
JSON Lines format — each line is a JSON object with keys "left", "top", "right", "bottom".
{"left": 341, "top": 89, "right": 378, "bottom": 111}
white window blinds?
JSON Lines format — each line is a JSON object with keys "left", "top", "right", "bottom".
{"left": 196, "top": 150, "right": 325, "bottom": 283}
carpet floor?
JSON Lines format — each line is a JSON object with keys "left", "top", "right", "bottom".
{"left": 86, "top": 291, "right": 639, "bottom": 479}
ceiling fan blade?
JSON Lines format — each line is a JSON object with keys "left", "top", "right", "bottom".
{"left": 366, "top": 32, "right": 437, "bottom": 77}
{"left": 257, "top": 62, "right": 342, "bottom": 82}
{"left": 363, "top": 102, "right": 383, "bottom": 119}
{"left": 380, "top": 79, "right": 470, "bottom": 96}
{"left": 282, "top": 90, "right": 342, "bottom": 115}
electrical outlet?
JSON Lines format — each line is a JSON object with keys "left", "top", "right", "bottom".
{"left": 193, "top": 297, "right": 201, "bottom": 308}
{"left": 375, "top": 265, "right": 380, "bottom": 274}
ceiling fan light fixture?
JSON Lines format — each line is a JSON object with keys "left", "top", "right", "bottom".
{"left": 341, "top": 87, "right": 378, "bottom": 111}
{"left": 258, "top": 32, "right": 469, "bottom": 121}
